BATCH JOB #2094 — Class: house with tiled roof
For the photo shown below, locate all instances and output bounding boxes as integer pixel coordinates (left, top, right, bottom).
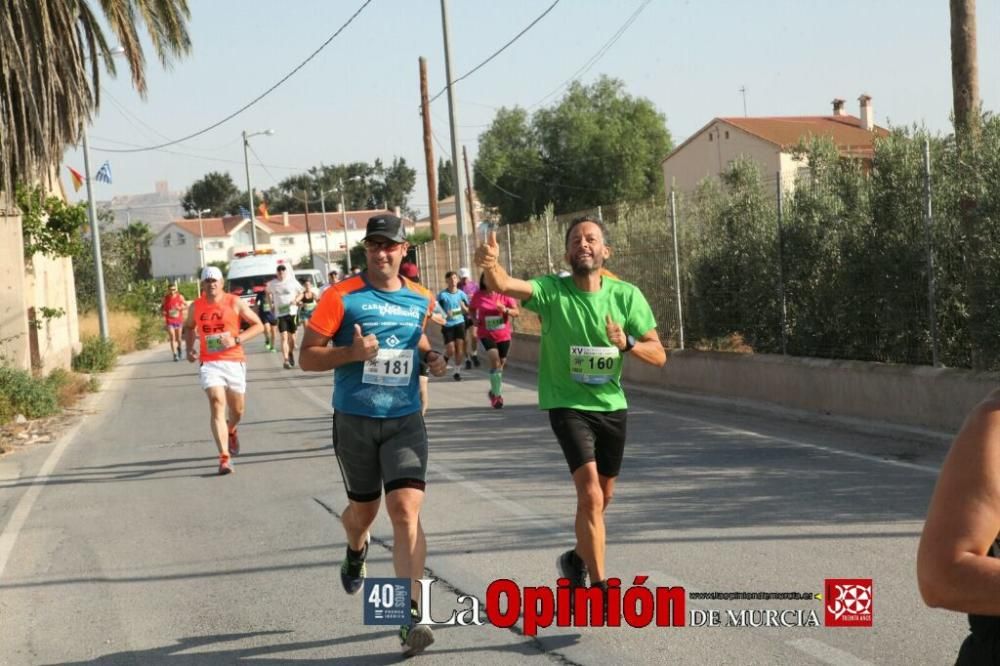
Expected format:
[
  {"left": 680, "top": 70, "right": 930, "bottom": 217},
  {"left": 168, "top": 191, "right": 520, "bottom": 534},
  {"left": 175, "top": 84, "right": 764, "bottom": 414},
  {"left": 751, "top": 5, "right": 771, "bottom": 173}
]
[
  {"left": 150, "top": 207, "right": 411, "bottom": 279},
  {"left": 661, "top": 95, "right": 891, "bottom": 194}
]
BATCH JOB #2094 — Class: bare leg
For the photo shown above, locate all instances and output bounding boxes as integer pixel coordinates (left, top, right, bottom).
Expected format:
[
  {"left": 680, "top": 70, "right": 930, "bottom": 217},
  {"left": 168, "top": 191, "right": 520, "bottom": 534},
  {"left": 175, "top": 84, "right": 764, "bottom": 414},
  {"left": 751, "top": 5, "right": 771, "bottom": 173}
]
[
  {"left": 342, "top": 498, "right": 380, "bottom": 551},
  {"left": 570, "top": 462, "right": 616, "bottom": 583},
  {"left": 386, "top": 488, "right": 427, "bottom": 601},
  {"left": 205, "top": 387, "right": 230, "bottom": 456},
  {"left": 225, "top": 389, "right": 245, "bottom": 433}
]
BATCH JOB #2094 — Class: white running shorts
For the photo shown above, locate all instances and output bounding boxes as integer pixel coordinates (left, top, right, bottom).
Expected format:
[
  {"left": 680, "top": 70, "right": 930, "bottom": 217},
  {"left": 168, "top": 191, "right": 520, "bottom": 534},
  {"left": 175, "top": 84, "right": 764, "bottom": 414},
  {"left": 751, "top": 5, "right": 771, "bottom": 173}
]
[{"left": 199, "top": 360, "right": 247, "bottom": 394}]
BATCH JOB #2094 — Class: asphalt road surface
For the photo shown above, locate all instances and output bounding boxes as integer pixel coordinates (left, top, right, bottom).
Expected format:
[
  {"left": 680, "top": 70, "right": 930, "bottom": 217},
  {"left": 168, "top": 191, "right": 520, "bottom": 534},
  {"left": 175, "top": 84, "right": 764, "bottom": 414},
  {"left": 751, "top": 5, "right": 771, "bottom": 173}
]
[{"left": 0, "top": 342, "right": 968, "bottom": 664}]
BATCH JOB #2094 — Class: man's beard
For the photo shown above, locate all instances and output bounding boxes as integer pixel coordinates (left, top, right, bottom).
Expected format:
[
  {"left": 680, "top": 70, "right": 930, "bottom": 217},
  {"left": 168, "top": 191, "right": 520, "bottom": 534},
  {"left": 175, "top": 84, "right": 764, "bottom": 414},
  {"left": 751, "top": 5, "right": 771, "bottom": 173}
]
[{"left": 569, "top": 254, "right": 601, "bottom": 276}]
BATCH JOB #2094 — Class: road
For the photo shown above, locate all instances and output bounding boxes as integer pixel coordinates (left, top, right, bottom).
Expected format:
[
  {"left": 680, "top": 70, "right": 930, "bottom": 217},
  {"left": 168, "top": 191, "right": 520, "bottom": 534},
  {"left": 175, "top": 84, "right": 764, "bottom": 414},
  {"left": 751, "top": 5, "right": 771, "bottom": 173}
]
[{"left": 0, "top": 342, "right": 968, "bottom": 664}]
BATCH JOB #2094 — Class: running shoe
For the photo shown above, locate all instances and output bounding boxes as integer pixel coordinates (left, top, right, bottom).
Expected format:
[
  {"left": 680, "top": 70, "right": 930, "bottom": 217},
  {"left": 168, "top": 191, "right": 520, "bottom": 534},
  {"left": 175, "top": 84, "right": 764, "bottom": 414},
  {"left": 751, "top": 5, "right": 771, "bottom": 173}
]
[
  {"left": 340, "top": 536, "right": 369, "bottom": 595},
  {"left": 557, "top": 549, "right": 587, "bottom": 589},
  {"left": 288, "top": 354, "right": 295, "bottom": 367},
  {"left": 400, "top": 605, "right": 434, "bottom": 656},
  {"left": 453, "top": 372, "right": 462, "bottom": 382},
  {"left": 270, "top": 346, "right": 278, "bottom": 353},
  {"left": 472, "top": 355, "right": 481, "bottom": 368},
  {"left": 218, "top": 455, "right": 234, "bottom": 476},
  {"left": 264, "top": 341, "right": 271, "bottom": 350},
  {"left": 465, "top": 359, "right": 472, "bottom": 370},
  {"left": 494, "top": 395, "right": 504, "bottom": 409},
  {"left": 283, "top": 361, "right": 291, "bottom": 369},
  {"left": 228, "top": 428, "right": 240, "bottom": 456}
]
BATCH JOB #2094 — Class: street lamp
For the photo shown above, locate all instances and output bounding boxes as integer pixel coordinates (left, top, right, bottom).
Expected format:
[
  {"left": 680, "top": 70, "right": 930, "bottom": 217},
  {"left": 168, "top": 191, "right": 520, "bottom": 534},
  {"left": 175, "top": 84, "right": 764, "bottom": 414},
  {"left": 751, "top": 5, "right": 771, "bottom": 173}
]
[
  {"left": 284, "top": 188, "right": 316, "bottom": 268},
  {"left": 81, "top": 45, "right": 125, "bottom": 341},
  {"left": 337, "top": 175, "right": 363, "bottom": 272},
  {"left": 187, "top": 206, "right": 210, "bottom": 269},
  {"left": 242, "top": 128, "right": 275, "bottom": 253},
  {"left": 317, "top": 186, "right": 334, "bottom": 267}
]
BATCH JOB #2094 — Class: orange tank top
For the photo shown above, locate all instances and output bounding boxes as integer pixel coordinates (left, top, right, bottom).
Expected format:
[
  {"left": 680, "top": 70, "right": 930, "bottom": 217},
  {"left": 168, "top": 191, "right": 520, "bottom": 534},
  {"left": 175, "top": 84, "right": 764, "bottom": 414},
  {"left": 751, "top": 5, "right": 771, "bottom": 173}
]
[{"left": 193, "top": 293, "right": 245, "bottom": 362}]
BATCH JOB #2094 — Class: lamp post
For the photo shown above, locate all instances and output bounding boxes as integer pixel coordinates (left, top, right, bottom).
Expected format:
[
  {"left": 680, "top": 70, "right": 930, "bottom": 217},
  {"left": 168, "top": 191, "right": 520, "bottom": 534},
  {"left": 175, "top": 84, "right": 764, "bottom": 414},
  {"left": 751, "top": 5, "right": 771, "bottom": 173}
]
[
  {"left": 337, "top": 175, "right": 364, "bottom": 272},
  {"left": 242, "top": 128, "right": 274, "bottom": 253},
  {"left": 188, "top": 206, "right": 210, "bottom": 269},
  {"left": 80, "top": 46, "right": 125, "bottom": 342},
  {"left": 81, "top": 125, "right": 109, "bottom": 341},
  {"left": 318, "top": 188, "right": 332, "bottom": 267}
]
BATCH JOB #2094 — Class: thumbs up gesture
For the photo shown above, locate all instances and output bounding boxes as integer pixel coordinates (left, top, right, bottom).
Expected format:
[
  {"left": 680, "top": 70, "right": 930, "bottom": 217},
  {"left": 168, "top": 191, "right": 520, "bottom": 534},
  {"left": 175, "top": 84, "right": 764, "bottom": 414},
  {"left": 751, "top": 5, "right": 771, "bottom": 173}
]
[
  {"left": 475, "top": 229, "right": 500, "bottom": 270},
  {"left": 606, "top": 314, "right": 626, "bottom": 351},
  {"left": 352, "top": 323, "right": 379, "bottom": 362}
]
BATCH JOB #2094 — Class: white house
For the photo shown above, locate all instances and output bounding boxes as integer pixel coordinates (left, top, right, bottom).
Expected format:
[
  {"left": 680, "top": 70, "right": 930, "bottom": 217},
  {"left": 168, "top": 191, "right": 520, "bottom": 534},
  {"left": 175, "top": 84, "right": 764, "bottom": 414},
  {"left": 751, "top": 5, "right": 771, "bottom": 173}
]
[
  {"left": 661, "top": 95, "right": 890, "bottom": 194},
  {"left": 151, "top": 207, "right": 408, "bottom": 279}
]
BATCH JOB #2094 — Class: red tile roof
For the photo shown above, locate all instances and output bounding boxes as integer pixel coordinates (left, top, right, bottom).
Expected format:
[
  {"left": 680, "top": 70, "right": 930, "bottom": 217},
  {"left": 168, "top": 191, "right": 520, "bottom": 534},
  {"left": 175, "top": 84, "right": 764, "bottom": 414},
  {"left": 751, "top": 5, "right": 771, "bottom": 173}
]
[
  {"left": 720, "top": 116, "right": 888, "bottom": 157},
  {"left": 169, "top": 209, "right": 411, "bottom": 237}
]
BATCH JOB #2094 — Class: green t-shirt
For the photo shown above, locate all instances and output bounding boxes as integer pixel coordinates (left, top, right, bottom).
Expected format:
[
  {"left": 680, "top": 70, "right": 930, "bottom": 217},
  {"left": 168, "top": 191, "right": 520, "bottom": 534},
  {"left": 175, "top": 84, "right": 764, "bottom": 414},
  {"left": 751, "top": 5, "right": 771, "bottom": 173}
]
[{"left": 523, "top": 273, "right": 657, "bottom": 411}]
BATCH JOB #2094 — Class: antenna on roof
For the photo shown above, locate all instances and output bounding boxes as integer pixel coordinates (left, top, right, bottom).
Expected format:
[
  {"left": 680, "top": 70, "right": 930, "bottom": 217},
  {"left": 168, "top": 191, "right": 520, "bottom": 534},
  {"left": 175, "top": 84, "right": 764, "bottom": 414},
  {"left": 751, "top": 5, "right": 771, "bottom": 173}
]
[{"left": 739, "top": 86, "right": 748, "bottom": 117}]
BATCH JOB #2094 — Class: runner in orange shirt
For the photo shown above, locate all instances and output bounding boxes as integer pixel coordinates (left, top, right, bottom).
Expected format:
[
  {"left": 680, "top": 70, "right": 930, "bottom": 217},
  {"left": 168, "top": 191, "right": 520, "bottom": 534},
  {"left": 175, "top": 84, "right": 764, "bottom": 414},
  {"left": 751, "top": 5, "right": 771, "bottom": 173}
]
[
  {"left": 162, "top": 283, "right": 187, "bottom": 361},
  {"left": 183, "top": 266, "right": 264, "bottom": 475}
]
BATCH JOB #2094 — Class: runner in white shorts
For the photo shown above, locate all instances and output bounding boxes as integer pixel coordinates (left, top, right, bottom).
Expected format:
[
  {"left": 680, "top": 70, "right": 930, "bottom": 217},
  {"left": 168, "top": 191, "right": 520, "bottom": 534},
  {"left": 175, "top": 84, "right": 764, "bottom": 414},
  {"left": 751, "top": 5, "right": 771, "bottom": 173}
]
[{"left": 183, "top": 266, "right": 264, "bottom": 475}]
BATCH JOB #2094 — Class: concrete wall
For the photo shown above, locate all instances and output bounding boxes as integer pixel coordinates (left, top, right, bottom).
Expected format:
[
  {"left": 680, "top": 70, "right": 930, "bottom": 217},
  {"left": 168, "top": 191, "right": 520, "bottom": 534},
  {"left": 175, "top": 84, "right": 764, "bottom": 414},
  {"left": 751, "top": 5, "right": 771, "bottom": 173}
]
[
  {"left": 662, "top": 122, "right": 783, "bottom": 193},
  {"left": 0, "top": 196, "right": 30, "bottom": 371},
  {"left": 507, "top": 333, "right": 995, "bottom": 434}
]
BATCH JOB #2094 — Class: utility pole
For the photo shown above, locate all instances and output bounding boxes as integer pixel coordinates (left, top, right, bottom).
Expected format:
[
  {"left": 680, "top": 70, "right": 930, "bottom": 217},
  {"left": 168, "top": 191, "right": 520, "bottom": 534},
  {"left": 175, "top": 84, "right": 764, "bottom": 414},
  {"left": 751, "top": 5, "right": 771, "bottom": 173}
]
[
  {"left": 739, "top": 85, "right": 748, "bottom": 117},
  {"left": 419, "top": 57, "right": 440, "bottom": 240},
  {"left": 950, "top": 0, "right": 983, "bottom": 365},
  {"left": 82, "top": 125, "right": 109, "bottom": 341},
  {"left": 440, "top": 0, "right": 470, "bottom": 269},
  {"left": 922, "top": 139, "right": 940, "bottom": 367},
  {"left": 302, "top": 189, "right": 315, "bottom": 268},
  {"left": 463, "top": 144, "right": 476, "bottom": 235}
]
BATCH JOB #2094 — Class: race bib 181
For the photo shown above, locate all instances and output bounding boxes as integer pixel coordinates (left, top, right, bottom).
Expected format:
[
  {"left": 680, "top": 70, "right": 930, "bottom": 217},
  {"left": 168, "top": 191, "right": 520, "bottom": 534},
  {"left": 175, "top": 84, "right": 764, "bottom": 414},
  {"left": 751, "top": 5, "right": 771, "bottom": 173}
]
[{"left": 363, "top": 348, "right": 414, "bottom": 386}]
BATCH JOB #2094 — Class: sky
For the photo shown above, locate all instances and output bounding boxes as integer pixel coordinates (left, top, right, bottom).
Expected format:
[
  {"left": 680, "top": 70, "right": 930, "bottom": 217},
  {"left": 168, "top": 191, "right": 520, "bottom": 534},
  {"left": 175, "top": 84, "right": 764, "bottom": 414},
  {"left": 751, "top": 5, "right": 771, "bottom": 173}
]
[{"left": 63, "top": 0, "right": 1000, "bottom": 218}]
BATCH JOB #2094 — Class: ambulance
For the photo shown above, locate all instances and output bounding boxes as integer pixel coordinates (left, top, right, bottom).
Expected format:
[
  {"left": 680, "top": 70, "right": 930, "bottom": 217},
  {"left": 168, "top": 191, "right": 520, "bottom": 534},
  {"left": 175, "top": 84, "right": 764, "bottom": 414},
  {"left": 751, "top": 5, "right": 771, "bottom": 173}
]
[{"left": 225, "top": 249, "right": 295, "bottom": 306}]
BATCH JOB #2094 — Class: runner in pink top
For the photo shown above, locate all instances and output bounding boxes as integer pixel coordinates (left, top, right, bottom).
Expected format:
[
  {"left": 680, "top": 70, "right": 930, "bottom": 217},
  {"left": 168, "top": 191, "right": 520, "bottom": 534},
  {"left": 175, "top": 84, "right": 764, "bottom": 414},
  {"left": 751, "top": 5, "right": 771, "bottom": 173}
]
[{"left": 469, "top": 272, "right": 519, "bottom": 408}]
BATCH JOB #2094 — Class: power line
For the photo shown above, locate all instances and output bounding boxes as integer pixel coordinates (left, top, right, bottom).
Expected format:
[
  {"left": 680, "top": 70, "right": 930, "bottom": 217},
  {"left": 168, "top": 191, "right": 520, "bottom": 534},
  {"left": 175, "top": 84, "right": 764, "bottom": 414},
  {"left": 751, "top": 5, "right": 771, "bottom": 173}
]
[
  {"left": 529, "top": 0, "right": 651, "bottom": 110},
  {"left": 93, "top": 0, "right": 373, "bottom": 154},
  {"left": 88, "top": 134, "right": 307, "bottom": 171},
  {"left": 428, "top": 0, "right": 561, "bottom": 104}
]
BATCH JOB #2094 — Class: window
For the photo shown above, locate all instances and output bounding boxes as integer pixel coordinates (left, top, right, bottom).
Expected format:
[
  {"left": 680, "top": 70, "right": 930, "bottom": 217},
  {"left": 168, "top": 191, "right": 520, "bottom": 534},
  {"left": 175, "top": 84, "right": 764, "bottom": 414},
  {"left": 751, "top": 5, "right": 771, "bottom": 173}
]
[
  {"left": 708, "top": 133, "right": 713, "bottom": 142},
  {"left": 280, "top": 237, "right": 295, "bottom": 246},
  {"left": 208, "top": 240, "right": 224, "bottom": 250},
  {"left": 177, "top": 233, "right": 186, "bottom": 245},
  {"left": 725, "top": 131, "right": 730, "bottom": 139},
  {"left": 164, "top": 235, "right": 171, "bottom": 247}
]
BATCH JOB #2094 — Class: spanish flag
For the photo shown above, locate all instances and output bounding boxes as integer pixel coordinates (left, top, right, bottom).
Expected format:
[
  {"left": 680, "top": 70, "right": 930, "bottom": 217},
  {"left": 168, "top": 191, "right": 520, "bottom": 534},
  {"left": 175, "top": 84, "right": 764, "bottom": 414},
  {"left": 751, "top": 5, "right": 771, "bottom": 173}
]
[
  {"left": 257, "top": 201, "right": 269, "bottom": 221},
  {"left": 67, "top": 166, "right": 84, "bottom": 192}
]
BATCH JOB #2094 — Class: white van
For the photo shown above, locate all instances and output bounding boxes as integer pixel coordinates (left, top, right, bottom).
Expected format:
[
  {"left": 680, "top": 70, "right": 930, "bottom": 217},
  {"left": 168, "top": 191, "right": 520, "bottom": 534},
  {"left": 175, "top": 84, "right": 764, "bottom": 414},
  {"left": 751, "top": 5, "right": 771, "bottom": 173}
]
[
  {"left": 226, "top": 250, "right": 295, "bottom": 305},
  {"left": 294, "top": 269, "right": 325, "bottom": 290}
]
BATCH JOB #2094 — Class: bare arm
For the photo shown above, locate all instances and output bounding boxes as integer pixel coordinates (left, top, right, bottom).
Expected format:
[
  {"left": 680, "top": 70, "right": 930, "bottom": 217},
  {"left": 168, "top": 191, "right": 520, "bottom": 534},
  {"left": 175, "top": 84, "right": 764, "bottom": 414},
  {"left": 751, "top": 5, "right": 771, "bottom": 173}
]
[
  {"left": 236, "top": 300, "right": 264, "bottom": 344},
  {"left": 918, "top": 393, "right": 1000, "bottom": 613},
  {"left": 182, "top": 304, "right": 198, "bottom": 362},
  {"left": 299, "top": 323, "right": 377, "bottom": 372},
  {"left": 631, "top": 329, "right": 667, "bottom": 367},
  {"left": 475, "top": 230, "right": 534, "bottom": 301}
]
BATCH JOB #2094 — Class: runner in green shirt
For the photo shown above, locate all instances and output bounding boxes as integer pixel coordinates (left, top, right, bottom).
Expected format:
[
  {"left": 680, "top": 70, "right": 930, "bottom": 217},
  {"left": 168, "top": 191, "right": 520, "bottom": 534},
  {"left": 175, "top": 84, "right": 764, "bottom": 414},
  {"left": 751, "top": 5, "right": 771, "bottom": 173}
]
[{"left": 475, "top": 216, "right": 667, "bottom": 601}]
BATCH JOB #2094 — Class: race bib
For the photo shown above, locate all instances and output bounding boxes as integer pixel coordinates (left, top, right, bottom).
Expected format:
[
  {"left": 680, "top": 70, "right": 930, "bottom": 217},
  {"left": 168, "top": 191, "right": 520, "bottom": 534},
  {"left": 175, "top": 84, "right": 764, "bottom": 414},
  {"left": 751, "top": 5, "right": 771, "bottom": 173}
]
[
  {"left": 485, "top": 315, "right": 505, "bottom": 331},
  {"left": 167, "top": 308, "right": 180, "bottom": 318},
  {"left": 302, "top": 302, "right": 316, "bottom": 313},
  {"left": 261, "top": 302, "right": 271, "bottom": 312},
  {"left": 362, "top": 348, "right": 414, "bottom": 386},
  {"left": 205, "top": 333, "right": 228, "bottom": 353},
  {"left": 569, "top": 345, "right": 619, "bottom": 384},
  {"left": 449, "top": 308, "right": 462, "bottom": 319},
  {"left": 278, "top": 303, "right": 292, "bottom": 316}
]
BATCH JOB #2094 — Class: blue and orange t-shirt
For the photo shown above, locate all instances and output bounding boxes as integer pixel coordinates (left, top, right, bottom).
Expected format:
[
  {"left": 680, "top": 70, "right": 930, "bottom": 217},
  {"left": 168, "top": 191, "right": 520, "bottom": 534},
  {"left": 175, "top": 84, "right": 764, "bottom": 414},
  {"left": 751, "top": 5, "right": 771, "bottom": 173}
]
[{"left": 308, "top": 275, "right": 434, "bottom": 418}]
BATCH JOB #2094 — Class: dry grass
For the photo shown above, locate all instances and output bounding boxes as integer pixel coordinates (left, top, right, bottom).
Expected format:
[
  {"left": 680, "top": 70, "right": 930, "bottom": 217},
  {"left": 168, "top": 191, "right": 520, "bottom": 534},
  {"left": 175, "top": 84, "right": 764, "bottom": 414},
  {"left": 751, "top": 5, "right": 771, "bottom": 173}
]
[
  {"left": 78, "top": 311, "right": 147, "bottom": 354},
  {"left": 54, "top": 371, "right": 96, "bottom": 408}
]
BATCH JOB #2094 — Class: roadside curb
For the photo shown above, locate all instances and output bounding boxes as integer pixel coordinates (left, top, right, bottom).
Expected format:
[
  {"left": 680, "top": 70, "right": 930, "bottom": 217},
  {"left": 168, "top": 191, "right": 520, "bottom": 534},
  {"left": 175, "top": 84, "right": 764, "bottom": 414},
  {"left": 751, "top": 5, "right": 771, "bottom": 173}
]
[{"left": 502, "top": 359, "right": 955, "bottom": 448}]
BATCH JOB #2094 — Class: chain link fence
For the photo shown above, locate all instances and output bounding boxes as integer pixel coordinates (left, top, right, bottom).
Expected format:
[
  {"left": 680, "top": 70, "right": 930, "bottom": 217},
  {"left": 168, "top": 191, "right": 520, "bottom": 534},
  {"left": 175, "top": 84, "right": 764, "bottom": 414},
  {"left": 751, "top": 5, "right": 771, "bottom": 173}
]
[{"left": 412, "top": 128, "right": 1000, "bottom": 371}]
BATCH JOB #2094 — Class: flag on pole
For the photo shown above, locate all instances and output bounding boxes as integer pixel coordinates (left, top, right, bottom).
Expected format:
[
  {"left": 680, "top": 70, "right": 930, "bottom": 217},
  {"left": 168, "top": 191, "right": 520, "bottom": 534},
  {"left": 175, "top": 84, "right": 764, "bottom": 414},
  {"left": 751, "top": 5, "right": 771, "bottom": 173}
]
[
  {"left": 257, "top": 201, "right": 269, "bottom": 221},
  {"left": 95, "top": 161, "right": 112, "bottom": 184},
  {"left": 67, "top": 166, "right": 84, "bottom": 192},
  {"left": 238, "top": 205, "right": 251, "bottom": 220}
]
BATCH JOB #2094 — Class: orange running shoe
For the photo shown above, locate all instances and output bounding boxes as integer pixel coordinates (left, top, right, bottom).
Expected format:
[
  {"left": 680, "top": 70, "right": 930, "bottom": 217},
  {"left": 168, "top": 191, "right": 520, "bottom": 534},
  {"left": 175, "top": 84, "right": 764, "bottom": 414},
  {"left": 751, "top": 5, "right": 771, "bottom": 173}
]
[{"left": 218, "top": 454, "right": 234, "bottom": 475}]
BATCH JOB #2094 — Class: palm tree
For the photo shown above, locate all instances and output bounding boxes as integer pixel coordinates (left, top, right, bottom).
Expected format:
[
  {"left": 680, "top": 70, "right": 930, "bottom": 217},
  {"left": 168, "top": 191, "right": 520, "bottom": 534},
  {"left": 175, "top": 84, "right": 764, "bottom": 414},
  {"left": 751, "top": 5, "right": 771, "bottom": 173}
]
[{"left": 0, "top": 0, "right": 192, "bottom": 197}]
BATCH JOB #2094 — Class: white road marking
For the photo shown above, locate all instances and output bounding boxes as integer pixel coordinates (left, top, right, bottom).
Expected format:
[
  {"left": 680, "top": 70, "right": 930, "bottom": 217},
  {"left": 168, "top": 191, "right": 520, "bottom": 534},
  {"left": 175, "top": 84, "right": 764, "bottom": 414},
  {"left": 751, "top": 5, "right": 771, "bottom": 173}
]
[{"left": 786, "top": 638, "right": 874, "bottom": 666}]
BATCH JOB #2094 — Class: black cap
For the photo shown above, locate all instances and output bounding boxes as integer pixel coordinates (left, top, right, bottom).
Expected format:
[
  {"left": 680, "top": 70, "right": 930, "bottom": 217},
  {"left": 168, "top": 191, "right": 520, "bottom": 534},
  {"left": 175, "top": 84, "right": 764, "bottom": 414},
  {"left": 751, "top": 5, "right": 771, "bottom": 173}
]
[{"left": 363, "top": 213, "right": 406, "bottom": 243}]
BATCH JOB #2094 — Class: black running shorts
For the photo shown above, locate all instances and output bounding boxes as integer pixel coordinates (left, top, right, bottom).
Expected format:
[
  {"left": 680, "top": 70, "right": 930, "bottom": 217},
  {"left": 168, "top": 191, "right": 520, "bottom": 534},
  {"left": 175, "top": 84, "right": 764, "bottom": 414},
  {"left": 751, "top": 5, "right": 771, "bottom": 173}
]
[
  {"left": 333, "top": 411, "right": 428, "bottom": 502},
  {"left": 442, "top": 323, "right": 466, "bottom": 344},
  {"left": 480, "top": 338, "right": 511, "bottom": 359},
  {"left": 277, "top": 314, "right": 297, "bottom": 334},
  {"left": 548, "top": 408, "right": 628, "bottom": 477}
]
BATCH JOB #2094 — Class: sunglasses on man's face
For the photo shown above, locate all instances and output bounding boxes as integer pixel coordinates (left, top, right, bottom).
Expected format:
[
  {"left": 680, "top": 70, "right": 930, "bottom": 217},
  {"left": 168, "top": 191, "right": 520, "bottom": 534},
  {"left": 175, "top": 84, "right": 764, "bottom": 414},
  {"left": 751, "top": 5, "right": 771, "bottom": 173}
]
[{"left": 364, "top": 239, "right": 402, "bottom": 252}]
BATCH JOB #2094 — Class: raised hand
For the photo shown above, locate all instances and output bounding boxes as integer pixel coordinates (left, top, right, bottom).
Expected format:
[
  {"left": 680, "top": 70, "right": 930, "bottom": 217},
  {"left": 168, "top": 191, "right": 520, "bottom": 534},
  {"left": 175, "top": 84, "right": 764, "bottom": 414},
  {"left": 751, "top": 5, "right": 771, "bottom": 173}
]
[
  {"left": 425, "top": 349, "right": 447, "bottom": 377},
  {"left": 352, "top": 323, "right": 379, "bottom": 362},
  {"left": 475, "top": 230, "right": 500, "bottom": 270},
  {"left": 605, "top": 313, "right": 626, "bottom": 351}
]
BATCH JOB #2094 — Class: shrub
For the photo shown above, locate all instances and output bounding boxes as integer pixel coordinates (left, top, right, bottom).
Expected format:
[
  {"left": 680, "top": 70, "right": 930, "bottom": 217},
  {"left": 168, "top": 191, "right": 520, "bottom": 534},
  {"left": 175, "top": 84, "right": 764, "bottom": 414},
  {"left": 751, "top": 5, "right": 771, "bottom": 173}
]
[
  {"left": 72, "top": 336, "right": 118, "bottom": 373},
  {"left": 0, "top": 366, "right": 59, "bottom": 420},
  {"left": 134, "top": 314, "right": 165, "bottom": 351}
]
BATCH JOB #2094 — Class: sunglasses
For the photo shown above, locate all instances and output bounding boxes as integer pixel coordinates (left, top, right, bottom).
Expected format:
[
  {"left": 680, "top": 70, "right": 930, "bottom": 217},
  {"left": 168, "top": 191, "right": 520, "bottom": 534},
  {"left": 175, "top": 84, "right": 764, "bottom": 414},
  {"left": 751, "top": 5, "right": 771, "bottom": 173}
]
[{"left": 364, "top": 239, "right": 402, "bottom": 252}]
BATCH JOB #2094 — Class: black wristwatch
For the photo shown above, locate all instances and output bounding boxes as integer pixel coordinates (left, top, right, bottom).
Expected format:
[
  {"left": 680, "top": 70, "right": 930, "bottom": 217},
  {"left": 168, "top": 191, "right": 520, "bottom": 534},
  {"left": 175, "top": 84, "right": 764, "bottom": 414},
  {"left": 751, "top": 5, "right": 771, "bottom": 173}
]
[
  {"left": 234, "top": 336, "right": 242, "bottom": 346},
  {"left": 623, "top": 334, "right": 636, "bottom": 353}
]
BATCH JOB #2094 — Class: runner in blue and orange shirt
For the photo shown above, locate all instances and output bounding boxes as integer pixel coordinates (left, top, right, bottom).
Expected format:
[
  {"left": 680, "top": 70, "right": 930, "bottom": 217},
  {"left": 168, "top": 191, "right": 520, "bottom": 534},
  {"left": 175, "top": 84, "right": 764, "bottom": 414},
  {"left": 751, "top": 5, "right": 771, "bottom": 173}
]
[{"left": 300, "top": 213, "right": 446, "bottom": 657}]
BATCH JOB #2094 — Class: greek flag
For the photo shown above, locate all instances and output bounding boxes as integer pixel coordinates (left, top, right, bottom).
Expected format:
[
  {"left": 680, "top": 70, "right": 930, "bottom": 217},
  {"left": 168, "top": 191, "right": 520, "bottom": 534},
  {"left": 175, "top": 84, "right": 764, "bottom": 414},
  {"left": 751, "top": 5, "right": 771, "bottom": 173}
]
[
  {"left": 238, "top": 205, "right": 251, "bottom": 219},
  {"left": 95, "top": 161, "right": 112, "bottom": 184}
]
